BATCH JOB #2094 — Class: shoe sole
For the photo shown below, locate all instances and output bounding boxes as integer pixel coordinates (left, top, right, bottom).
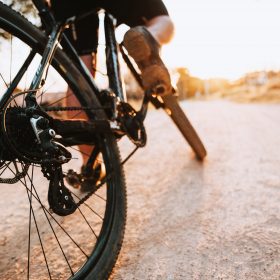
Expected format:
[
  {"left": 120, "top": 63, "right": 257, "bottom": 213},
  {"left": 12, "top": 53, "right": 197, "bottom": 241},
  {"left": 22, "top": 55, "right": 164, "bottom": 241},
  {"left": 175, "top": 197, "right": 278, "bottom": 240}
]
[
  {"left": 123, "top": 27, "right": 172, "bottom": 95},
  {"left": 123, "top": 28, "right": 152, "bottom": 63}
]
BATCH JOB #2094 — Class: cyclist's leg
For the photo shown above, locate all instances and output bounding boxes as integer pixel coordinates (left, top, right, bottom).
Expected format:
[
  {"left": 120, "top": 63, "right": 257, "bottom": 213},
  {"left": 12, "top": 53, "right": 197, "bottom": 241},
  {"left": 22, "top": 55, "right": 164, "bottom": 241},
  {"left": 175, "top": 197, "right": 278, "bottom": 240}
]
[
  {"left": 66, "top": 54, "right": 97, "bottom": 165},
  {"left": 65, "top": 53, "right": 104, "bottom": 190},
  {"left": 51, "top": 2, "right": 102, "bottom": 187},
  {"left": 144, "top": 15, "right": 174, "bottom": 45}
]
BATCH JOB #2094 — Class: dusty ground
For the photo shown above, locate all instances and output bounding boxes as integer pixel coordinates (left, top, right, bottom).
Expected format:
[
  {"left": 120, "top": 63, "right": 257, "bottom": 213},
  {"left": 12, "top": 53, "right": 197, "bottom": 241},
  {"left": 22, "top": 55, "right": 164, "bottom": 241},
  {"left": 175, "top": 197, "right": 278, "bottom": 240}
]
[
  {"left": 112, "top": 100, "right": 280, "bottom": 280},
  {"left": 1, "top": 100, "right": 280, "bottom": 279}
]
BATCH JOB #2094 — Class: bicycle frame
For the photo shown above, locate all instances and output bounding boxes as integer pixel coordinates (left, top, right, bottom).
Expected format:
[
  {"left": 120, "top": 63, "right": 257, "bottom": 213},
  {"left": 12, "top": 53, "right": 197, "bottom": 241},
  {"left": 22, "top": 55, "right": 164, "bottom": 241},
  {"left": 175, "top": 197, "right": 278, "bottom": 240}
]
[
  {"left": 0, "top": 0, "right": 150, "bottom": 148},
  {"left": 26, "top": 0, "right": 102, "bottom": 107},
  {"left": 0, "top": 0, "right": 126, "bottom": 108}
]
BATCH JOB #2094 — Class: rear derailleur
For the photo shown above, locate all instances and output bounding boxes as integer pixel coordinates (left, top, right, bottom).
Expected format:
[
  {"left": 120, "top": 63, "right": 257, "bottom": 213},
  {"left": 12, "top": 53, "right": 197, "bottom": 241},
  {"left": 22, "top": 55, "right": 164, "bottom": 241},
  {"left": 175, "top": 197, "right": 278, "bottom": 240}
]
[
  {"left": 27, "top": 106, "right": 78, "bottom": 216},
  {"left": 29, "top": 109, "right": 78, "bottom": 216},
  {"left": 1, "top": 92, "right": 77, "bottom": 215}
]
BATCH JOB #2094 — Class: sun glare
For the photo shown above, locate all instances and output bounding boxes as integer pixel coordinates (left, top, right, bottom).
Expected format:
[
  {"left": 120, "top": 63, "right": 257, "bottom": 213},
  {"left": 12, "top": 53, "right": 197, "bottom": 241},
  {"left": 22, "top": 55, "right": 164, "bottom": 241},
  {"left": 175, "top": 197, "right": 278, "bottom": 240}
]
[{"left": 162, "top": 0, "right": 280, "bottom": 79}]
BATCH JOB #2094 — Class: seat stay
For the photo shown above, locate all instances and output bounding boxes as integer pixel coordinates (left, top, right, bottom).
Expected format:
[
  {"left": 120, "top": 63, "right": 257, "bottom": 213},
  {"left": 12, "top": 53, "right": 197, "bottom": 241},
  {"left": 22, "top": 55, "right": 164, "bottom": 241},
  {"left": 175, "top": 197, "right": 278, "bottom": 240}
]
[{"left": 30, "top": 0, "right": 101, "bottom": 105}]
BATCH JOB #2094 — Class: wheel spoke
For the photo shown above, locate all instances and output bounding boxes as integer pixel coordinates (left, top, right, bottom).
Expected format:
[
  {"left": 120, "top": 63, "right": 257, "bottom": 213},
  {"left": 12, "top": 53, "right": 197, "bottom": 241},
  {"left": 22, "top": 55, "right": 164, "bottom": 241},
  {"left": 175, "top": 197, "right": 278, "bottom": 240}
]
[
  {"left": 0, "top": 162, "right": 12, "bottom": 176},
  {"left": 24, "top": 166, "right": 75, "bottom": 277},
  {"left": 93, "top": 192, "right": 106, "bottom": 202},
  {"left": 9, "top": 35, "right": 12, "bottom": 85},
  {"left": 69, "top": 110, "right": 83, "bottom": 119},
  {"left": 26, "top": 164, "right": 34, "bottom": 279},
  {"left": 71, "top": 191, "right": 104, "bottom": 221},
  {"left": 69, "top": 147, "right": 104, "bottom": 165},
  {"left": 37, "top": 81, "right": 56, "bottom": 102},
  {"left": 77, "top": 207, "right": 98, "bottom": 239},
  {"left": 22, "top": 165, "right": 52, "bottom": 280},
  {"left": 0, "top": 72, "right": 8, "bottom": 88},
  {"left": 6, "top": 163, "right": 90, "bottom": 260},
  {"left": 46, "top": 92, "right": 74, "bottom": 107}
]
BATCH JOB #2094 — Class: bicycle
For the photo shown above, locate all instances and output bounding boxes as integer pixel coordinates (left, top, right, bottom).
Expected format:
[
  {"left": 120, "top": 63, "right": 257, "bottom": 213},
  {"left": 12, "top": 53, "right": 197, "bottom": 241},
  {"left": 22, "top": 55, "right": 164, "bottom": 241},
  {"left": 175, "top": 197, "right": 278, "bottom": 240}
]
[{"left": 0, "top": 0, "right": 207, "bottom": 279}]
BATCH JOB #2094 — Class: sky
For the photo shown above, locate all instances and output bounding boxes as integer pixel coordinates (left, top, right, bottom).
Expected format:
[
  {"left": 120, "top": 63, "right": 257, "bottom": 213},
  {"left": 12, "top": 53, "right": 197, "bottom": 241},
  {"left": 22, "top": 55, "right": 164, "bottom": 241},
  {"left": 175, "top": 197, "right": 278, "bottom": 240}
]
[
  {"left": 161, "top": 0, "right": 280, "bottom": 79},
  {"left": 2, "top": 1, "right": 280, "bottom": 84}
]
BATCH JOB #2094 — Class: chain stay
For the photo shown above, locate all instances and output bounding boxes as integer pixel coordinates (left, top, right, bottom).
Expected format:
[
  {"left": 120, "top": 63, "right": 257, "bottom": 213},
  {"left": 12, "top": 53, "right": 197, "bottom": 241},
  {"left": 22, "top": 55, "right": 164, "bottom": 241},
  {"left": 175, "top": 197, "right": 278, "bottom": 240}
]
[{"left": 75, "top": 173, "right": 112, "bottom": 207}]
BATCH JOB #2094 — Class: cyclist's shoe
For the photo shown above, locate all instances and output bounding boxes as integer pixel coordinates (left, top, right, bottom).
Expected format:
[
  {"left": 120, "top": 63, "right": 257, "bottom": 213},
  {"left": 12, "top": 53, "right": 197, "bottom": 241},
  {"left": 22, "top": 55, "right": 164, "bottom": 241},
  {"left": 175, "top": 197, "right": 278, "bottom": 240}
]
[
  {"left": 65, "top": 162, "right": 105, "bottom": 193},
  {"left": 80, "top": 162, "right": 105, "bottom": 193},
  {"left": 123, "top": 26, "right": 172, "bottom": 95}
]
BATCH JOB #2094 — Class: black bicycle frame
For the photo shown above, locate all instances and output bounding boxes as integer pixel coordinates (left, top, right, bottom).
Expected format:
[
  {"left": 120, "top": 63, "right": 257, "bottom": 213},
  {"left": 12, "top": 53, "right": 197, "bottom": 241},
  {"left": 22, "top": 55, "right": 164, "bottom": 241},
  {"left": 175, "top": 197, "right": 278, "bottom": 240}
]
[
  {"left": 0, "top": 0, "right": 99, "bottom": 110},
  {"left": 29, "top": 0, "right": 126, "bottom": 106},
  {"left": 0, "top": 0, "right": 150, "bottom": 134}
]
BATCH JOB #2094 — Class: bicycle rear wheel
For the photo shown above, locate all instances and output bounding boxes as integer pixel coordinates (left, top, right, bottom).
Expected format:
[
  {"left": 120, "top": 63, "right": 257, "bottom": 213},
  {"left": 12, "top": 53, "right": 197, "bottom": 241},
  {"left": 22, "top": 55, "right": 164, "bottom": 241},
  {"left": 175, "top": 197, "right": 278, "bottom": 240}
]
[{"left": 0, "top": 3, "right": 126, "bottom": 279}]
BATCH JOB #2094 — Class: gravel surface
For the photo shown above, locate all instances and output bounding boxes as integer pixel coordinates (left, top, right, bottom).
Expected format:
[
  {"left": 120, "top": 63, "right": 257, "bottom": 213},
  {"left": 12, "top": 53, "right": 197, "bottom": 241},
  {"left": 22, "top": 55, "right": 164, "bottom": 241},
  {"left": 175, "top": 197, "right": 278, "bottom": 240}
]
[
  {"left": 112, "top": 100, "right": 280, "bottom": 280},
  {"left": 1, "top": 100, "right": 280, "bottom": 279}
]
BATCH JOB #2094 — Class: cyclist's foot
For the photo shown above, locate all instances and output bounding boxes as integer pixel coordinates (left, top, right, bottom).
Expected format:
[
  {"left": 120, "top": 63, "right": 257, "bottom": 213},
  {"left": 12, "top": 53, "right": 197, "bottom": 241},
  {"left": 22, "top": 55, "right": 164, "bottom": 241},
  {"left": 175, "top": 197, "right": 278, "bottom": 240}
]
[
  {"left": 123, "top": 26, "right": 172, "bottom": 95},
  {"left": 80, "top": 162, "right": 105, "bottom": 192},
  {"left": 65, "top": 162, "right": 105, "bottom": 193}
]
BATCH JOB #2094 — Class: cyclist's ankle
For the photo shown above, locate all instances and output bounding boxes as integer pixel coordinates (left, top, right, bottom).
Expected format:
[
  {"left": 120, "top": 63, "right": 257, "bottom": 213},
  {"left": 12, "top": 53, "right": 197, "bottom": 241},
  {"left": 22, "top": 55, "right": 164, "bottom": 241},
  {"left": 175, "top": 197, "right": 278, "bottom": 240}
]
[{"left": 144, "top": 15, "right": 175, "bottom": 46}]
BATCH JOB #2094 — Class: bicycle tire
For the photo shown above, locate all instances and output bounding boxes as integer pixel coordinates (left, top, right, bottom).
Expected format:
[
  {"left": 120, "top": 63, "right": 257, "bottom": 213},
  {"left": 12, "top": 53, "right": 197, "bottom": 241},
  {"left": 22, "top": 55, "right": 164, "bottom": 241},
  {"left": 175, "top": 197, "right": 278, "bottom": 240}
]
[
  {"left": 161, "top": 95, "right": 207, "bottom": 160},
  {"left": 0, "top": 3, "right": 126, "bottom": 280}
]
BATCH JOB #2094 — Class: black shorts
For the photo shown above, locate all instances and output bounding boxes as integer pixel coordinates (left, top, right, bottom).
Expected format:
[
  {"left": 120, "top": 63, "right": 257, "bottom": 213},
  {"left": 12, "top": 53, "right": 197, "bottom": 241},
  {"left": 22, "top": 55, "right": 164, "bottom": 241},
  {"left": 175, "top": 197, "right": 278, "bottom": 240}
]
[{"left": 51, "top": 0, "right": 169, "bottom": 55}]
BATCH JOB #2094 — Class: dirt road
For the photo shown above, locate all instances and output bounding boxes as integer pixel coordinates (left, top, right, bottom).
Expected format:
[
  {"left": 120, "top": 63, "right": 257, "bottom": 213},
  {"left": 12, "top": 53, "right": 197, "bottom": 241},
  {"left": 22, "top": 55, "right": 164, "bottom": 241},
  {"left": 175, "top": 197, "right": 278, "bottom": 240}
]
[
  {"left": 112, "top": 100, "right": 280, "bottom": 280},
  {"left": 1, "top": 100, "right": 280, "bottom": 279}
]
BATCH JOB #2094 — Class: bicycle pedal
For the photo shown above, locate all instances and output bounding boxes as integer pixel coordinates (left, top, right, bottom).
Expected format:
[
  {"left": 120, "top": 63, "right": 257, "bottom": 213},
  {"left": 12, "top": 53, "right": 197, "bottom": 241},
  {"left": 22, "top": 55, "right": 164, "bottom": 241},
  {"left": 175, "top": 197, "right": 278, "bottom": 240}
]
[
  {"left": 80, "top": 162, "right": 106, "bottom": 193},
  {"left": 150, "top": 83, "right": 175, "bottom": 96},
  {"left": 65, "top": 169, "right": 81, "bottom": 189}
]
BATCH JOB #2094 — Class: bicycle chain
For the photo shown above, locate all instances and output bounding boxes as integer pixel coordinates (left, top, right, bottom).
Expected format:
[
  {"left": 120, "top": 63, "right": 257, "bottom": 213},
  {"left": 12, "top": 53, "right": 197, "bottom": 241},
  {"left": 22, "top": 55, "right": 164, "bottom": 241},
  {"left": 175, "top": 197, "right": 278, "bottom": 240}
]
[
  {"left": 43, "top": 106, "right": 108, "bottom": 112},
  {"left": 0, "top": 163, "right": 30, "bottom": 184}
]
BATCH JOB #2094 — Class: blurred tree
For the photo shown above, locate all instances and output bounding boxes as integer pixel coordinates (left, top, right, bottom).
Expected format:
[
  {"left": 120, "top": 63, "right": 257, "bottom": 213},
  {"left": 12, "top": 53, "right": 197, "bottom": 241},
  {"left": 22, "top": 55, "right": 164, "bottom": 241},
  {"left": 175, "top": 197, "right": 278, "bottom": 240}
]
[
  {"left": 176, "top": 67, "right": 204, "bottom": 99},
  {"left": 176, "top": 67, "right": 189, "bottom": 100}
]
